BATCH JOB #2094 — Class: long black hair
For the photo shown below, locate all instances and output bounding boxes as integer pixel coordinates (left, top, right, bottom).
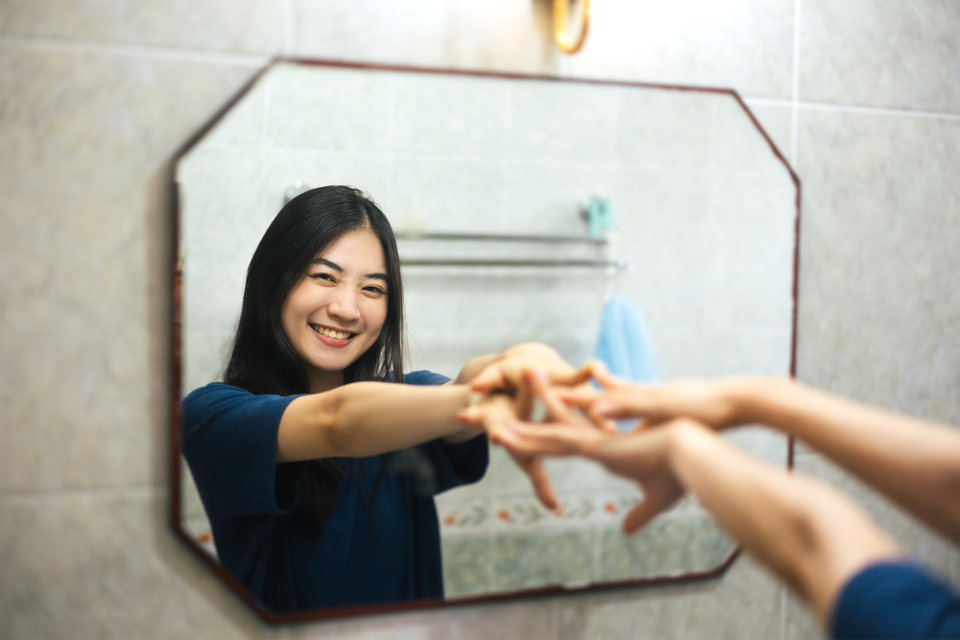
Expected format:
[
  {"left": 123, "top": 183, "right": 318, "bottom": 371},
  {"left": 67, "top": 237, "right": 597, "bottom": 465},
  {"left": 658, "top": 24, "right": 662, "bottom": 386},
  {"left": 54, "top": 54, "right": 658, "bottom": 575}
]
[{"left": 223, "top": 185, "right": 405, "bottom": 534}]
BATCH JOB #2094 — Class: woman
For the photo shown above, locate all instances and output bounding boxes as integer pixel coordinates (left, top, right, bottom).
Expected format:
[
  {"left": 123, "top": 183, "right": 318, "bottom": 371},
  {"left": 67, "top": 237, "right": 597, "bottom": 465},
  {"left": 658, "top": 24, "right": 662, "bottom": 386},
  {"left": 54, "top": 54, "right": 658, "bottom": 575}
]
[{"left": 182, "top": 185, "right": 572, "bottom": 613}]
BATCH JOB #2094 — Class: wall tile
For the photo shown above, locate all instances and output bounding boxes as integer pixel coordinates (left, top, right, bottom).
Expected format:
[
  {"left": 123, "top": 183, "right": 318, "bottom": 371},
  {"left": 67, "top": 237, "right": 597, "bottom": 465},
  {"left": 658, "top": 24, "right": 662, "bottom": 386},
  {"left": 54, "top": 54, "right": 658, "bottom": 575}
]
[
  {"left": 794, "top": 108, "right": 960, "bottom": 423},
  {"left": 442, "top": 535, "right": 493, "bottom": 599},
  {"left": 391, "top": 73, "right": 511, "bottom": 158},
  {"left": 0, "top": 48, "right": 258, "bottom": 491},
  {"left": 494, "top": 530, "right": 597, "bottom": 592},
  {"left": 295, "top": 0, "right": 450, "bottom": 68},
  {"left": 0, "top": 0, "right": 287, "bottom": 54},
  {"left": 565, "top": 0, "right": 796, "bottom": 99},
  {"left": 0, "top": 491, "right": 267, "bottom": 639},
  {"left": 446, "top": 0, "right": 559, "bottom": 75},
  {"left": 800, "top": 0, "right": 960, "bottom": 113},
  {"left": 285, "top": 598, "right": 555, "bottom": 640},
  {"left": 557, "top": 554, "right": 783, "bottom": 639}
]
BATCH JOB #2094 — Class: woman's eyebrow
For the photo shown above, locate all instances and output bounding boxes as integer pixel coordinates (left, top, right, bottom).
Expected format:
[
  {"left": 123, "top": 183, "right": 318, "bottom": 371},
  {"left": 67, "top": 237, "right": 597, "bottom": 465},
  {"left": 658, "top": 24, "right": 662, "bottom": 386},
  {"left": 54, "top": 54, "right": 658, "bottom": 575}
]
[
  {"left": 311, "top": 257, "right": 342, "bottom": 272},
  {"left": 312, "top": 258, "right": 388, "bottom": 283}
]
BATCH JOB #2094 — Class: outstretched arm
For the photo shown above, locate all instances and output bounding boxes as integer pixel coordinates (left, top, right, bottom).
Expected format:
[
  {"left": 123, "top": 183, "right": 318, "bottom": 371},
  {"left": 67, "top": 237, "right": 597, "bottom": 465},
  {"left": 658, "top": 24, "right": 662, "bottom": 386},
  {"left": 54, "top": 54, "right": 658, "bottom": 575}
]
[
  {"left": 277, "top": 381, "right": 488, "bottom": 462},
  {"left": 277, "top": 342, "right": 580, "bottom": 464},
  {"left": 497, "top": 373, "right": 902, "bottom": 625},
  {"left": 574, "top": 370, "right": 960, "bottom": 547}
]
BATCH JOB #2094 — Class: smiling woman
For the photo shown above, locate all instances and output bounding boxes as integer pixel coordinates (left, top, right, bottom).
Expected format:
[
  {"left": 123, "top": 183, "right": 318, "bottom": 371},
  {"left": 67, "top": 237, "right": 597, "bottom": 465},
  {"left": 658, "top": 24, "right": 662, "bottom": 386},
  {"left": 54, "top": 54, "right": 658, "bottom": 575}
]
[{"left": 181, "top": 185, "right": 577, "bottom": 613}]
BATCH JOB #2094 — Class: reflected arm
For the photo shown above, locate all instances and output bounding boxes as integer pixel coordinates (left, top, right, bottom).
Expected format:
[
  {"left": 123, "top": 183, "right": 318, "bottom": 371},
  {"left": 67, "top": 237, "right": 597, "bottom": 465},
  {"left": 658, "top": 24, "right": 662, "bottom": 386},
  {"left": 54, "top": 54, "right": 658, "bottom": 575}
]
[
  {"left": 277, "top": 382, "right": 484, "bottom": 462},
  {"left": 276, "top": 341, "right": 577, "bottom": 462}
]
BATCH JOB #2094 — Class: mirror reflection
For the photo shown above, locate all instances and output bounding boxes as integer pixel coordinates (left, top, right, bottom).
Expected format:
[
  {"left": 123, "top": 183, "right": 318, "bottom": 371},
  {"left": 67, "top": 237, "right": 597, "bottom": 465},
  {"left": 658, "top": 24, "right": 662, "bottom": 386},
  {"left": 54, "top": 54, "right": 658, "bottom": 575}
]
[{"left": 174, "top": 61, "right": 798, "bottom": 617}]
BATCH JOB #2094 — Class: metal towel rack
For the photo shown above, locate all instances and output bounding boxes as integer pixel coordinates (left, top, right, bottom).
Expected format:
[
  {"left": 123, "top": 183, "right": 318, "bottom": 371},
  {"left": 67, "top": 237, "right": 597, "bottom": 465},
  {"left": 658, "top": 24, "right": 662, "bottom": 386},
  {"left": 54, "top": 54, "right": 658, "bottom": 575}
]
[{"left": 395, "top": 230, "right": 628, "bottom": 270}]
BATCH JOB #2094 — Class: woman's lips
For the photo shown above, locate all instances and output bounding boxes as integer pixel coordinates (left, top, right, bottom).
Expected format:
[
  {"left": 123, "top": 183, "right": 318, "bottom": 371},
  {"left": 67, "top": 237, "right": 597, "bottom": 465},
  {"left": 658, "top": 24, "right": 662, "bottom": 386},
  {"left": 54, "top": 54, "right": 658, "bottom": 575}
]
[{"left": 311, "top": 324, "right": 354, "bottom": 347}]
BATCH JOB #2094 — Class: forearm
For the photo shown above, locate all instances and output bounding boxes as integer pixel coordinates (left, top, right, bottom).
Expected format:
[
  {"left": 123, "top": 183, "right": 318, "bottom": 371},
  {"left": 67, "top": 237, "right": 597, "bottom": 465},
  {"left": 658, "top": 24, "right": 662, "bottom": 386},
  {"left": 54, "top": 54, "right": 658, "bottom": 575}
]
[
  {"left": 732, "top": 378, "right": 960, "bottom": 544},
  {"left": 661, "top": 422, "right": 901, "bottom": 623},
  {"left": 278, "top": 382, "right": 482, "bottom": 461}
]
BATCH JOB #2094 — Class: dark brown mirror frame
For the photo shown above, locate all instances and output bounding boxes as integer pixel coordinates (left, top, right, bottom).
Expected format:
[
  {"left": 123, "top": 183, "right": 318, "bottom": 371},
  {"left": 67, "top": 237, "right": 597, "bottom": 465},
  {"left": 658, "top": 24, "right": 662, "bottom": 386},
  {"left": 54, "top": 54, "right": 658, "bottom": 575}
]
[{"left": 168, "top": 57, "right": 801, "bottom": 624}]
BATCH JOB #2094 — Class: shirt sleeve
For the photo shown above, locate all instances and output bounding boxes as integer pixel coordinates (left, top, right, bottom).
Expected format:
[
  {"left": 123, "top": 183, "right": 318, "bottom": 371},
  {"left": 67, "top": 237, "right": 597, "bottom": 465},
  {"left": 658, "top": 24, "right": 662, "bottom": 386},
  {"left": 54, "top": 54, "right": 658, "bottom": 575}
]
[
  {"left": 403, "top": 370, "right": 490, "bottom": 494},
  {"left": 182, "top": 383, "right": 307, "bottom": 517},
  {"left": 830, "top": 560, "right": 960, "bottom": 639}
]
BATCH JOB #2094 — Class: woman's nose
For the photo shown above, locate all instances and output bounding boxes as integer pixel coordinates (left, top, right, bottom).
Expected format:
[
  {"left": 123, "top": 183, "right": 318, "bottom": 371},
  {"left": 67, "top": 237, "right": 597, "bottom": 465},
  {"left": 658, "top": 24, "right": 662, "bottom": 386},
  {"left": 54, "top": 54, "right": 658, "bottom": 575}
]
[{"left": 328, "top": 288, "right": 361, "bottom": 321}]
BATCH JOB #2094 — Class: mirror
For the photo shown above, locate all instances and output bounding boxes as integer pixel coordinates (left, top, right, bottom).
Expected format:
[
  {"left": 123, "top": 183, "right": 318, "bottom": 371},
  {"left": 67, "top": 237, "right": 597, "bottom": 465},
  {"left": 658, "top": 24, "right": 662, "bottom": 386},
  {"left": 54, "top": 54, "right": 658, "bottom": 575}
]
[{"left": 171, "top": 60, "right": 799, "bottom": 621}]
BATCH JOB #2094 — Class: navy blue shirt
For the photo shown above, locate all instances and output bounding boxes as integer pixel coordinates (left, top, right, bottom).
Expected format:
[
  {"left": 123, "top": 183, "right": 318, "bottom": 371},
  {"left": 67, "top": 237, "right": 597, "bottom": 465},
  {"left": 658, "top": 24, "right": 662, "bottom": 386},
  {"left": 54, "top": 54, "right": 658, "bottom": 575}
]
[
  {"left": 831, "top": 561, "right": 960, "bottom": 639},
  {"left": 182, "top": 371, "right": 488, "bottom": 613}
]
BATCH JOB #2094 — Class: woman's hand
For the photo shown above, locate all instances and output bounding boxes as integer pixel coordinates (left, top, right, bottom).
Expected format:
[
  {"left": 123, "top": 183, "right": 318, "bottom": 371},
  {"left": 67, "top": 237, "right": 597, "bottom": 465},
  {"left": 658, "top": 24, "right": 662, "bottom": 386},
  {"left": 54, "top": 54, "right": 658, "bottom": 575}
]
[
  {"left": 493, "top": 368, "right": 687, "bottom": 533},
  {"left": 459, "top": 389, "right": 559, "bottom": 509},
  {"left": 469, "top": 343, "right": 591, "bottom": 421}
]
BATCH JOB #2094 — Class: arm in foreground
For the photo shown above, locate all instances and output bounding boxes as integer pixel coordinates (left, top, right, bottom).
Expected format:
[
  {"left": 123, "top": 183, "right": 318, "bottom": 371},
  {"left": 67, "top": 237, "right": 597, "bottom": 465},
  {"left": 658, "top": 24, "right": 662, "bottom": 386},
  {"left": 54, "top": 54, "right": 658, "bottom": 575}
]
[
  {"left": 498, "top": 405, "right": 902, "bottom": 626},
  {"left": 575, "top": 370, "right": 960, "bottom": 546}
]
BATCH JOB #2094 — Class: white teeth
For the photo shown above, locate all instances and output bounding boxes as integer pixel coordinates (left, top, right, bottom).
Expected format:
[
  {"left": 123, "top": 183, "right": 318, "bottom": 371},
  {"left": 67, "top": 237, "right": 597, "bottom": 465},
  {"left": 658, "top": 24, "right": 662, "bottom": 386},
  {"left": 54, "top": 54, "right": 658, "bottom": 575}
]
[{"left": 313, "top": 325, "right": 351, "bottom": 340}]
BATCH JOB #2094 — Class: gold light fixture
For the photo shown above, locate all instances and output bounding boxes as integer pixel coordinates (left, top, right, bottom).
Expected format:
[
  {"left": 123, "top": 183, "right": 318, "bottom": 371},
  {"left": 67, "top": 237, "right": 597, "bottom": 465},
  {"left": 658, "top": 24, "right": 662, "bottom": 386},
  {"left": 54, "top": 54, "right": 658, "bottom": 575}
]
[{"left": 553, "top": 0, "right": 590, "bottom": 54}]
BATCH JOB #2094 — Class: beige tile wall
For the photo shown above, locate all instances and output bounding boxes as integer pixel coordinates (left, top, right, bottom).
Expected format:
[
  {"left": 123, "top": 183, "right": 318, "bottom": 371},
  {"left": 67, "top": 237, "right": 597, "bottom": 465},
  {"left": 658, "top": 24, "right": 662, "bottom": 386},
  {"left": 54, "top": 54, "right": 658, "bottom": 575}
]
[{"left": 1, "top": 0, "right": 958, "bottom": 637}]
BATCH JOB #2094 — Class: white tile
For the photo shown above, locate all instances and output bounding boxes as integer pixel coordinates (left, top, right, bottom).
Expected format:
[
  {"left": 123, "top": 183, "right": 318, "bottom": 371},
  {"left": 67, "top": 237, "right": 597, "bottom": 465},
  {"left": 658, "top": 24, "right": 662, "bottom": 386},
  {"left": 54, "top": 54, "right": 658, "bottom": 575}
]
[{"left": 801, "top": 0, "right": 960, "bottom": 112}]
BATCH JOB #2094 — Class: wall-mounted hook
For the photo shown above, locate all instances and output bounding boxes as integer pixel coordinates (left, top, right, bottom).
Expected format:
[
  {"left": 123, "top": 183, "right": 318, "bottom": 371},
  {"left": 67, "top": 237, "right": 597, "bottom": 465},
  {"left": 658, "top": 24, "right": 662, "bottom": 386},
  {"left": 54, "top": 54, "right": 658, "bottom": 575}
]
[
  {"left": 582, "top": 195, "right": 612, "bottom": 237},
  {"left": 553, "top": 0, "right": 591, "bottom": 54}
]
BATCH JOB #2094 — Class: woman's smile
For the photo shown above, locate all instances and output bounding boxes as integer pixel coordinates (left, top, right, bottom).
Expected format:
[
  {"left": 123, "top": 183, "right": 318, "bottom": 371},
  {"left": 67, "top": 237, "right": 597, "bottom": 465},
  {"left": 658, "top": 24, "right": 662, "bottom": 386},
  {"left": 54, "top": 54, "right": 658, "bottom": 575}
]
[{"left": 311, "top": 324, "right": 354, "bottom": 346}]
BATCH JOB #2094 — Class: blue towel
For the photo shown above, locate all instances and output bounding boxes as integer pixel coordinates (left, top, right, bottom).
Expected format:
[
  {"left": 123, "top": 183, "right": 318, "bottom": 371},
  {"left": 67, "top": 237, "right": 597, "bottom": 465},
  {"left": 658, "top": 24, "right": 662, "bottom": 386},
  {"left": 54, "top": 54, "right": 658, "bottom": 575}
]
[{"left": 595, "top": 294, "right": 658, "bottom": 383}]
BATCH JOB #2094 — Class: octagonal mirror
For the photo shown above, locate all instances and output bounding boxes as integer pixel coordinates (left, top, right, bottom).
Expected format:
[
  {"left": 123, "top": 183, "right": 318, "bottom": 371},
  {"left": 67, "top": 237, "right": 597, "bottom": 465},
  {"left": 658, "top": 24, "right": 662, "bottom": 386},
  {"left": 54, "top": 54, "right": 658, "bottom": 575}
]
[{"left": 171, "top": 59, "right": 799, "bottom": 622}]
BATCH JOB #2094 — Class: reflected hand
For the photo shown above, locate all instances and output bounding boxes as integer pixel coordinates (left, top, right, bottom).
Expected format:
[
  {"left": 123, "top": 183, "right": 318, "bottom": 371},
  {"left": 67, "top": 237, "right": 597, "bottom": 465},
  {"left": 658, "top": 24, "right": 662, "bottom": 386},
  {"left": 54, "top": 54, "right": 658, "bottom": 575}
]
[
  {"left": 459, "top": 390, "right": 559, "bottom": 510},
  {"left": 562, "top": 363, "right": 749, "bottom": 432},
  {"left": 494, "top": 368, "right": 689, "bottom": 534},
  {"left": 469, "top": 343, "right": 590, "bottom": 421}
]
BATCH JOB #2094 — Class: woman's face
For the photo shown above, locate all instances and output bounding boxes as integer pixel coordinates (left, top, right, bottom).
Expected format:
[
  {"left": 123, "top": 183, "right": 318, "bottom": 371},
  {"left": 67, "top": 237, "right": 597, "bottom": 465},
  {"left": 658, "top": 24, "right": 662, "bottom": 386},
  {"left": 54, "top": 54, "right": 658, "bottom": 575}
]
[{"left": 281, "top": 229, "right": 389, "bottom": 392}]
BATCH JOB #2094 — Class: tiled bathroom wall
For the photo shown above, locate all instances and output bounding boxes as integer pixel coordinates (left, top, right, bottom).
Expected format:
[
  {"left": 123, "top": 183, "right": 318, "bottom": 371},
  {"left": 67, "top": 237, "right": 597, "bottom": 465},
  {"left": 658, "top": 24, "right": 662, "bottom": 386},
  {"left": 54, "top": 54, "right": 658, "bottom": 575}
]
[{"left": 2, "top": 1, "right": 959, "bottom": 638}]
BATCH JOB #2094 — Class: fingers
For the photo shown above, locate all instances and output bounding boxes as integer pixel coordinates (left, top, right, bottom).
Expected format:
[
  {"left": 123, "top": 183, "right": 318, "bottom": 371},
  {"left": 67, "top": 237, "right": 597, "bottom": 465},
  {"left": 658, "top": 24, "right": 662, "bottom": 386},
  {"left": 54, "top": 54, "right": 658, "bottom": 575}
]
[
  {"left": 495, "top": 421, "right": 595, "bottom": 457},
  {"left": 590, "top": 387, "right": 658, "bottom": 421},
  {"left": 515, "top": 384, "right": 534, "bottom": 422},
  {"left": 622, "top": 500, "right": 663, "bottom": 535},
  {"left": 519, "top": 454, "right": 559, "bottom": 510},
  {"left": 587, "top": 360, "right": 627, "bottom": 389},
  {"left": 470, "top": 363, "right": 509, "bottom": 393},
  {"left": 525, "top": 368, "right": 575, "bottom": 421}
]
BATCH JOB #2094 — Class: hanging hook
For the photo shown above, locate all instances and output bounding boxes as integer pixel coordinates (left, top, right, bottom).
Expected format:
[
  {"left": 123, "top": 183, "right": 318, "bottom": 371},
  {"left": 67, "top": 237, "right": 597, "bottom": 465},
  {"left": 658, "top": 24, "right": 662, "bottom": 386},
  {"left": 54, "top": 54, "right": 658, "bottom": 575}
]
[{"left": 553, "top": 0, "right": 591, "bottom": 55}]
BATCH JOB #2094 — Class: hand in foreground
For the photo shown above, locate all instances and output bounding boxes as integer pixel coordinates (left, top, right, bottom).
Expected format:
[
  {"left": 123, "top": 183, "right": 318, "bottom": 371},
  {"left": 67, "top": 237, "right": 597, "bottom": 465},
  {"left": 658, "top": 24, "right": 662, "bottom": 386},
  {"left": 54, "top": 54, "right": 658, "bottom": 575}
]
[
  {"left": 494, "top": 368, "right": 689, "bottom": 534},
  {"left": 562, "top": 362, "right": 753, "bottom": 433},
  {"left": 460, "top": 389, "right": 559, "bottom": 510}
]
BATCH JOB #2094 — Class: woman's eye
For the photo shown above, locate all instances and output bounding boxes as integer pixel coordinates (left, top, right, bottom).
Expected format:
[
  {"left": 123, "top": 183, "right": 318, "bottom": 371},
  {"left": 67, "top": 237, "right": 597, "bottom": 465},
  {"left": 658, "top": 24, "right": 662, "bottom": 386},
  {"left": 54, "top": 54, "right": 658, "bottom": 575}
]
[
  {"left": 364, "top": 286, "right": 386, "bottom": 295},
  {"left": 310, "top": 273, "right": 336, "bottom": 283}
]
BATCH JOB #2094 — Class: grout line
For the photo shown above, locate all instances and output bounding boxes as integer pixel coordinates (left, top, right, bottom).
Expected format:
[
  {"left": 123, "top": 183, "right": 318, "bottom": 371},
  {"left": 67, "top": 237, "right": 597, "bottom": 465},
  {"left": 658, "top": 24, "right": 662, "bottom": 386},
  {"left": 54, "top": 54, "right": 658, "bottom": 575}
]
[
  {"left": 0, "top": 34, "right": 269, "bottom": 67},
  {"left": 791, "top": 0, "right": 802, "bottom": 165},
  {"left": 741, "top": 95, "right": 960, "bottom": 121},
  {"left": 285, "top": 0, "right": 297, "bottom": 57},
  {"left": 795, "top": 100, "right": 960, "bottom": 120},
  {"left": 0, "top": 484, "right": 163, "bottom": 506}
]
